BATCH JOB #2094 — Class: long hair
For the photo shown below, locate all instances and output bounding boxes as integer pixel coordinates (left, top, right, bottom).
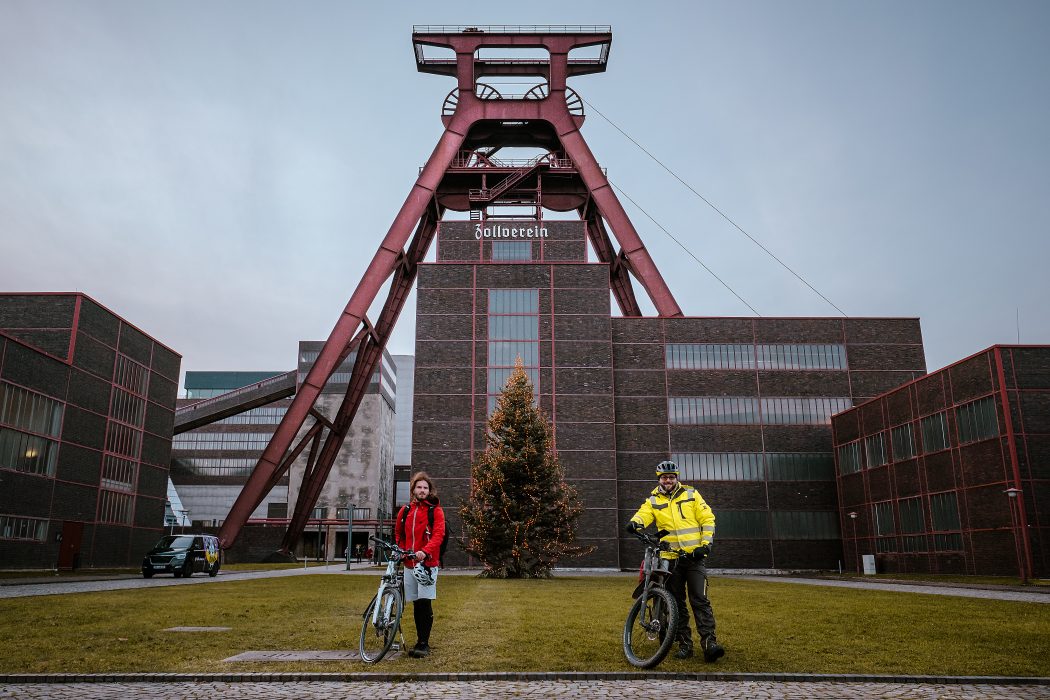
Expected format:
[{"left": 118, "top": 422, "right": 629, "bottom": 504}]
[{"left": 410, "top": 471, "right": 437, "bottom": 501}]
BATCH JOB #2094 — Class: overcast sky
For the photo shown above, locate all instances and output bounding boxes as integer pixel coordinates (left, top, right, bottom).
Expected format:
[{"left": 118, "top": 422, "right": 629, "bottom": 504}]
[{"left": 2, "top": 1, "right": 1048, "bottom": 391}]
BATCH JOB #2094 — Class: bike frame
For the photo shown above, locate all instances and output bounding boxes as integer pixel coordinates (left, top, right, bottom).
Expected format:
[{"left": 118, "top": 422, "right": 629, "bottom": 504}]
[{"left": 370, "top": 551, "right": 405, "bottom": 627}]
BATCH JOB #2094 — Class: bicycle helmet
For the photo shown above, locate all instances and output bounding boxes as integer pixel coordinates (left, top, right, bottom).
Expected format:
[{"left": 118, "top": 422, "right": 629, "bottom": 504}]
[
  {"left": 412, "top": 563, "right": 436, "bottom": 587},
  {"left": 655, "top": 460, "right": 680, "bottom": 477}
]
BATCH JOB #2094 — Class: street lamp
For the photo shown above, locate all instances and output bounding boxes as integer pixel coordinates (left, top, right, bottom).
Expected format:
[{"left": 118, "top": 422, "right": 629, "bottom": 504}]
[
  {"left": 848, "top": 512, "right": 859, "bottom": 574},
  {"left": 345, "top": 502, "right": 354, "bottom": 572},
  {"left": 1004, "top": 488, "right": 1027, "bottom": 584}
]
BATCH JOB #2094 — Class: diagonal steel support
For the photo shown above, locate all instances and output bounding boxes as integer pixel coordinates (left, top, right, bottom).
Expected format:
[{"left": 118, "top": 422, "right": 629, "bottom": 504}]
[{"left": 579, "top": 199, "right": 642, "bottom": 317}]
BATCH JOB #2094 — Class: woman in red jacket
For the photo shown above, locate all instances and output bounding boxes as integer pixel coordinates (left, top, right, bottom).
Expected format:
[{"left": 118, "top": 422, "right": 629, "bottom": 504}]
[{"left": 394, "top": 471, "right": 445, "bottom": 658}]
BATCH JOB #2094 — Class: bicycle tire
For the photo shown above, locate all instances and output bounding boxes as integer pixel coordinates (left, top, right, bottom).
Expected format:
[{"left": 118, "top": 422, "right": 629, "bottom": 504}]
[
  {"left": 623, "top": 585, "right": 679, "bottom": 669},
  {"left": 359, "top": 586, "right": 403, "bottom": 663}
]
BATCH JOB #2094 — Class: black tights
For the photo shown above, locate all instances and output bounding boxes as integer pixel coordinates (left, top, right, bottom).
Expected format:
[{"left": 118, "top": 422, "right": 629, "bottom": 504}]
[{"left": 413, "top": 598, "right": 434, "bottom": 646}]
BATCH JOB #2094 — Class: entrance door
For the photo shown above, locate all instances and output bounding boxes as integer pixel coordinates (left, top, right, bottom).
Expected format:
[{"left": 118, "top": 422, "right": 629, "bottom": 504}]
[{"left": 57, "top": 521, "right": 84, "bottom": 570}]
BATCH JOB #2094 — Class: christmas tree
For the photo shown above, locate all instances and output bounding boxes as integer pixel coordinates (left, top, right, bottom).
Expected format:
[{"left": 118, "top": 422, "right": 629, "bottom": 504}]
[{"left": 460, "top": 358, "right": 592, "bottom": 578}]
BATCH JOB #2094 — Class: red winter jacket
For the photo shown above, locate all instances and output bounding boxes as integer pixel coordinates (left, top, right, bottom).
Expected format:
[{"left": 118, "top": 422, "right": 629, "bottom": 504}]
[{"left": 395, "top": 497, "right": 445, "bottom": 568}]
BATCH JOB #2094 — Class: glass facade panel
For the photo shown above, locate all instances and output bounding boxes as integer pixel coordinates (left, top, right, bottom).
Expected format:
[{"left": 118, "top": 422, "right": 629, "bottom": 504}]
[
  {"left": 0, "top": 515, "right": 48, "bottom": 541},
  {"left": 899, "top": 497, "right": 924, "bottom": 534},
  {"left": 771, "top": 511, "right": 840, "bottom": 539},
  {"left": 98, "top": 489, "right": 133, "bottom": 525},
  {"left": 0, "top": 382, "right": 63, "bottom": 438},
  {"left": 956, "top": 397, "right": 999, "bottom": 444},
  {"left": 217, "top": 407, "right": 288, "bottom": 425},
  {"left": 716, "top": 510, "right": 769, "bottom": 538},
  {"left": 837, "top": 441, "right": 862, "bottom": 475},
  {"left": 891, "top": 423, "right": 916, "bottom": 460},
  {"left": 114, "top": 354, "right": 149, "bottom": 396},
  {"left": 864, "top": 432, "right": 888, "bottom": 468},
  {"left": 488, "top": 289, "right": 539, "bottom": 314},
  {"left": 0, "top": 428, "right": 59, "bottom": 476},
  {"left": 672, "top": 452, "right": 834, "bottom": 481},
  {"left": 488, "top": 316, "right": 539, "bottom": 340},
  {"left": 487, "top": 289, "right": 539, "bottom": 415},
  {"left": 111, "top": 388, "right": 145, "bottom": 428},
  {"left": 920, "top": 412, "right": 950, "bottom": 453},
  {"left": 488, "top": 341, "right": 539, "bottom": 367},
  {"left": 669, "top": 397, "right": 851, "bottom": 425},
  {"left": 491, "top": 241, "right": 533, "bottom": 261},
  {"left": 173, "top": 432, "right": 274, "bottom": 450},
  {"left": 665, "top": 343, "right": 847, "bottom": 370},
  {"left": 101, "top": 454, "right": 137, "bottom": 492},
  {"left": 930, "top": 492, "right": 961, "bottom": 531},
  {"left": 172, "top": 457, "right": 258, "bottom": 477},
  {"left": 874, "top": 501, "right": 895, "bottom": 536}
]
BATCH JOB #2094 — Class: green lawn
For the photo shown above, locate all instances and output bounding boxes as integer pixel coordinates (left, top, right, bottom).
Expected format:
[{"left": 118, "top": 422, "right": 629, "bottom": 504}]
[{"left": 0, "top": 574, "right": 1046, "bottom": 676}]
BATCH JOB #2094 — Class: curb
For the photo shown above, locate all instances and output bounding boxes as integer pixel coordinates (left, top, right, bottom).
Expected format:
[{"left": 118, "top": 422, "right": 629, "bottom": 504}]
[{"left": 1, "top": 672, "right": 1047, "bottom": 684}]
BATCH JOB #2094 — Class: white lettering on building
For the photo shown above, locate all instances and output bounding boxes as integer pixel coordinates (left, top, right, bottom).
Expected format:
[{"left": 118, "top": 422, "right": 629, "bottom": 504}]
[{"left": 474, "top": 224, "right": 549, "bottom": 241}]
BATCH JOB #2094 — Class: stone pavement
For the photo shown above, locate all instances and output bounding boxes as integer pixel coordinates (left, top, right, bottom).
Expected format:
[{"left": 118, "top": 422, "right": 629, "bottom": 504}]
[
  {"left": 724, "top": 575, "right": 1050, "bottom": 604},
  {"left": 1, "top": 679, "right": 1048, "bottom": 699}
]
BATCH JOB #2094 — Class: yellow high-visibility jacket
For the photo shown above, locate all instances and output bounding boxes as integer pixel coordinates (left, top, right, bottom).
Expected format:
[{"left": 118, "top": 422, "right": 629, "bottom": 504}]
[{"left": 630, "top": 483, "right": 716, "bottom": 559}]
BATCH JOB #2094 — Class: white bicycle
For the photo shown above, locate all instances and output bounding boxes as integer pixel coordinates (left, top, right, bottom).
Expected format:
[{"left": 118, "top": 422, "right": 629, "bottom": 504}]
[{"left": 359, "top": 536, "right": 411, "bottom": 663}]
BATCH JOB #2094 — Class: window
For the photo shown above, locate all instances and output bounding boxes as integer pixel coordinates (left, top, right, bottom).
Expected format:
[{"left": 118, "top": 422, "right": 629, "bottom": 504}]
[
  {"left": 218, "top": 407, "right": 287, "bottom": 425},
  {"left": 760, "top": 397, "right": 853, "bottom": 425},
  {"left": 864, "top": 432, "right": 888, "bottom": 468},
  {"left": 101, "top": 455, "right": 137, "bottom": 492},
  {"left": 336, "top": 507, "right": 370, "bottom": 520},
  {"left": 173, "top": 432, "right": 275, "bottom": 451},
  {"left": 765, "top": 453, "right": 835, "bottom": 481},
  {"left": 899, "top": 497, "right": 927, "bottom": 552},
  {"left": 98, "top": 490, "right": 133, "bottom": 525},
  {"left": 771, "top": 511, "right": 839, "bottom": 540},
  {"left": 111, "top": 388, "right": 145, "bottom": 428},
  {"left": 491, "top": 241, "right": 532, "bottom": 261},
  {"left": 956, "top": 397, "right": 999, "bottom": 444},
  {"left": 930, "top": 492, "right": 963, "bottom": 551},
  {"left": 891, "top": 423, "right": 916, "bottom": 460},
  {"left": 104, "top": 422, "right": 143, "bottom": 458},
  {"left": 920, "top": 412, "right": 950, "bottom": 453},
  {"left": 664, "top": 343, "right": 847, "bottom": 370},
  {"left": 114, "top": 354, "right": 149, "bottom": 396},
  {"left": 715, "top": 511, "right": 768, "bottom": 538},
  {"left": 170, "top": 457, "right": 258, "bottom": 477},
  {"left": 0, "top": 428, "right": 60, "bottom": 477},
  {"left": 873, "top": 501, "right": 895, "bottom": 536},
  {"left": 668, "top": 396, "right": 851, "bottom": 425},
  {"left": 0, "top": 515, "right": 47, "bottom": 541},
  {"left": 0, "top": 382, "right": 63, "bottom": 437},
  {"left": 837, "top": 441, "right": 862, "bottom": 475},
  {"left": 673, "top": 453, "right": 763, "bottom": 481},
  {"left": 488, "top": 289, "right": 540, "bottom": 415}
]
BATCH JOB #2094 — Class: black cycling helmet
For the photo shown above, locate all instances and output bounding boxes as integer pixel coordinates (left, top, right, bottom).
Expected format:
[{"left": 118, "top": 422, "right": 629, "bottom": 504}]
[{"left": 655, "top": 460, "right": 680, "bottom": 477}]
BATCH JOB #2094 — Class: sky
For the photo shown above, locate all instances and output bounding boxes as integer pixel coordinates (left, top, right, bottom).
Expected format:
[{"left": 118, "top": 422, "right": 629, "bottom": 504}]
[{"left": 2, "top": 1, "right": 1048, "bottom": 391}]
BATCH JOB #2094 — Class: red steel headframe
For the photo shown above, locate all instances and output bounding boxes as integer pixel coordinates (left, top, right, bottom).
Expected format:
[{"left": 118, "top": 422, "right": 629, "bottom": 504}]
[{"left": 218, "top": 26, "right": 681, "bottom": 553}]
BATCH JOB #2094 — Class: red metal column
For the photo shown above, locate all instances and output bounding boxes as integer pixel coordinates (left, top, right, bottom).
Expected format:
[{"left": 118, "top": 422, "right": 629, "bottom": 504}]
[{"left": 217, "top": 128, "right": 463, "bottom": 549}]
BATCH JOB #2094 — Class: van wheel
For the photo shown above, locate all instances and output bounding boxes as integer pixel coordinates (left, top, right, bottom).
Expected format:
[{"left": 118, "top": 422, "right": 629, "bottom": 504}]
[
  {"left": 142, "top": 570, "right": 154, "bottom": 579},
  {"left": 173, "top": 570, "right": 182, "bottom": 578},
  {"left": 208, "top": 564, "right": 220, "bottom": 578},
  {"left": 181, "top": 561, "right": 193, "bottom": 578}
]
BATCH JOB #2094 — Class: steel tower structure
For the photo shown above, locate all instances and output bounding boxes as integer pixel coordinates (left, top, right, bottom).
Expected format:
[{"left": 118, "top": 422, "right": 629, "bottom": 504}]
[{"left": 217, "top": 25, "right": 681, "bottom": 553}]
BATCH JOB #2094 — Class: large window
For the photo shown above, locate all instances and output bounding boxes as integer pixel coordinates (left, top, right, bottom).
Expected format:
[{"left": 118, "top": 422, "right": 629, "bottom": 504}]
[
  {"left": 491, "top": 241, "right": 532, "bottom": 261},
  {"left": 930, "top": 492, "right": 963, "bottom": 551},
  {"left": 891, "top": 423, "right": 916, "bottom": 460},
  {"left": 171, "top": 457, "right": 258, "bottom": 477},
  {"left": 920, "top": 412, "right": 950, "bottom": 453},
  {"left": 0, "top": 515, "right": 47, "bottom": 542},
  {"left": 956, "top": 397, "right": 998, "bottom": 444},
  {"left": 0, "top": 382, "right": 63, "bottom": 477},
  {"left": 715, "top": 511, "right": 768, "bottom": 538},
  {"left": 672, "top": 452, "right": 834, "bottom": 481},
  {"left": 874, "top": 500, "right": 895, "bottom": 553},
  {"left": 173, "top": 433, "right": 274, "bottom": 450},
  {"left": 668, "top": 396, "right": 851, "bottom": 425},
  {"left": 864, "top": 432, "right": 888, "bottom": 468},
  {"left": 837, "top": 441, "right": 862, "bottom": 475},
  {"left": 899, "top": 497, "right": 927, "bottom": 552},
  {"left": 98, "top": 489, "right": 133, "bottom": 525},
  {"left": 665, "top": 343, "right": 846, "bottom": 370},
  {"left": 771, "top": 511, "right": 840, "bottom": 540},
  {"left": 487, "top": 289, "right": 539, "bottom": 414},
  {"left": 218, "top": 407, "right": 287, "bottom": 425}
]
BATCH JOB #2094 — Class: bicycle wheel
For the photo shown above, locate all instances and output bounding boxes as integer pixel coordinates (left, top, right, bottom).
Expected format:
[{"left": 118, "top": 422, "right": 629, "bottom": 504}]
[
  {"left": 359, "top": 586, "right": 403, "bottom": 663},
  {"left": 623, "top": 586, "right": 679, "bottom": 668}
]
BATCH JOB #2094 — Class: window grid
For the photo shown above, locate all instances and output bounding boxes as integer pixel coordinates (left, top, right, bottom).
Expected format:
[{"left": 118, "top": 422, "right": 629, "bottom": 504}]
[
  {"left": 837, "top": 441, "right": 862, "bottom": 475},
  {"left": 105, "top": 422, "right": 143, "bottom": 459},
  {"left": 671, "top": 452, "right": 834, "bottom": 481},
  {"left": 920, "top": 412, "right": 951, "bottom": 453},
  {"left": 864, "top": 432, "right": 888, "bottom": 468},
  {"left": 891, "top": 423, "right": 916, "bottom": 460},
  {"left": 98, "top": 489, "right": 133, "bottom": 525},
  {"left": 173, "top": 433, "right": 273, "bottom": 451},
  {"left": 874, "top": 501, "right": 895, "bottom": 536},
  {"left": 111, "top": 388, "right": 146, "bottom": 428},
  {"left": 0, "top": 515, "right": 48, "bottom": 541},
  {"left": 487, "top": 289, "right": 540, "bottom": 415},
  {"left": 715, "top": 511, "right": 768, "bottom": 538},
  {"left": 930, "top": 491, "right": 963, "bottom": 551},
  {"left": 0, "top": 382, "right": 63, "bottom": 438},
  {"left": 665, "top": 343, "right": 846, "bottom": 370},
  {"left": 491, "top": 241, "right": 533, "bottom": 261},
  {"left": 101, "top": 454, "right": 138, "bottom": 492},
  {"left": 770, "top": 511, "right": 840, "bottom": 540},
  {"left": 217, "top": 407, "right": 288, "bottom": 425},
  {"left": 668, "top": 397, "right": 852, "bottom": 425},
  {"left": 173, "top": 457, "right": 258, "bottom": 477},
  {"left": 335, "top": 507, "right": 371, "bottom": 520},
  {"left": 0, "top": 428, "right": 59, "bottom": 477},
  {"left": 114, "top": 354, "right": 149, "bottom": 397},
  {"left": 956, "top": 397, "right": 999, "bottom": 445}
]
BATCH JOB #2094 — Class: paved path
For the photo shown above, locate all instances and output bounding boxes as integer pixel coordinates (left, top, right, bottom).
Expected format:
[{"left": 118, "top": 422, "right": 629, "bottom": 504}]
[
  {"left": 2, "top": 679, "right": 1048, "bottom": 699},
  {"left": 725, "top": 575, "right": 1050, "bottom": 604}
]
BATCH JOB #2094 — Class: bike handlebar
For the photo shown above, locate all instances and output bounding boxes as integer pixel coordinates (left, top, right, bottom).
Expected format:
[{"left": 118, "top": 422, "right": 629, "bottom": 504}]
[
  {"left": 368, "top": 536, "right": 412, "bottom": 561},
  {"left": 631, "top": 530, "right": 688, "bottom": 558}
]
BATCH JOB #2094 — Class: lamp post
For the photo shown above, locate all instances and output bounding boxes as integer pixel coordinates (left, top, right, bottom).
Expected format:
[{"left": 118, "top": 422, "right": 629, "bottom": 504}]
[
  {"left": 345, "top": 503, "right": 354, "bottom": 572},
  {"left": 1004, "top": 488, "right": 1027, "bottom": 584},
  {"left": 848, "top": 512, "right": 859, "bottom": 574}
]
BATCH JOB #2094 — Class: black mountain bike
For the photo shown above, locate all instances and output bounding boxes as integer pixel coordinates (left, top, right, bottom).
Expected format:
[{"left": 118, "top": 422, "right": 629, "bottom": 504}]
[{"left": 623, "top": 529, "right": 683, "bottom": 668}]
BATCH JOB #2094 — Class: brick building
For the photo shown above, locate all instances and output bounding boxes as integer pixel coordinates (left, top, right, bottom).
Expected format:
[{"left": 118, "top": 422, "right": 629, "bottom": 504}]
[
  {"left": 413, "top": 220, "right": 926, "bottom": 569},
  {"left": 832, "top": 345, "right": 1048, "bottom": 578},
  {"left": 0, "top": 293, "right": 180, "bottom": 569}
]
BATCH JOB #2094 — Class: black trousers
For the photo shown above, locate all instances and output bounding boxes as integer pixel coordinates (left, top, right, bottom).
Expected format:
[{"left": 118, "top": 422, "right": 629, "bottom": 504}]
[
  {"left": 413, "top": 599, "right": 434, "bottom": 646},
  {"left": 666, "top": 556, "right": 716, "bottom": 645}
]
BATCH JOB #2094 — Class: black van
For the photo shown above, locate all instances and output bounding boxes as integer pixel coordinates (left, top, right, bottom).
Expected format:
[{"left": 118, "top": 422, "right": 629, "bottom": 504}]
[{"left": 142, "top": 534, "right": 222, "bottom": 578}]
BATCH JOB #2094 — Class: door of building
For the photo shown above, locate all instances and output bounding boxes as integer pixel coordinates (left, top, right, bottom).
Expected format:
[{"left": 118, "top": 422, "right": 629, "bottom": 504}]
[{"left": 57, "top": 521, "right": 84, "bottom": 570}]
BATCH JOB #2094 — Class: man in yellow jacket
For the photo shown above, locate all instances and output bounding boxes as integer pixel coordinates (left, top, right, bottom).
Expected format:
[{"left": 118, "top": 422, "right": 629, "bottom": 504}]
[{"left": 627, "top": 460, "right": 725, "bottom": 662}]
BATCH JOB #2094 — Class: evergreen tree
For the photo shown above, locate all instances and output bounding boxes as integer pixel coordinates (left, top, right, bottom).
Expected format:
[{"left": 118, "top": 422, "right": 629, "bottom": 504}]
[{"left": 460, "top": 359, "right": 592, "bottom": 578}]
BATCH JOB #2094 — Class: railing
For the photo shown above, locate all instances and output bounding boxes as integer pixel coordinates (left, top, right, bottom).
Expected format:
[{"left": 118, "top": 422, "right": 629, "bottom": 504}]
[
  {"left": 175, "top": 370, "right": 297, "bottom": 417},
  {"left": 450, "top": 152, "right": 573, "bottom": 169},
  {"left": 413, "top": 25, "right": 611, "bottom": 34}
]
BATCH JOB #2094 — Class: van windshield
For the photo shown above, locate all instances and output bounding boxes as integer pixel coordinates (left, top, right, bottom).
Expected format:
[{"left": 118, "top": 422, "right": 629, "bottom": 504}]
[{"left": 155, "top": 536, "right": 194, "bottom": 550}]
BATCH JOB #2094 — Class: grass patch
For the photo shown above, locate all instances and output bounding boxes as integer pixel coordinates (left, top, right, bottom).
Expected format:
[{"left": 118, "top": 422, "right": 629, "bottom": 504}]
[{"left": 0, "top": 575, "right": 1046, "bottom": 675}]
